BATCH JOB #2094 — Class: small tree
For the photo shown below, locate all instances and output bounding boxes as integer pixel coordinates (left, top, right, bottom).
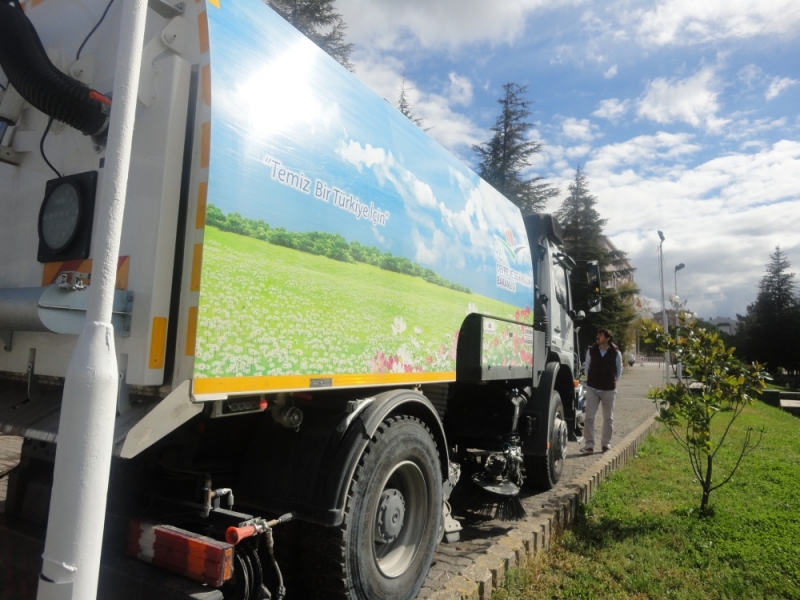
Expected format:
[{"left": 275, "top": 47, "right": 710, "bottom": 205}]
[{"left": 644, "top": 317, "right": 767, "bottom": 515}]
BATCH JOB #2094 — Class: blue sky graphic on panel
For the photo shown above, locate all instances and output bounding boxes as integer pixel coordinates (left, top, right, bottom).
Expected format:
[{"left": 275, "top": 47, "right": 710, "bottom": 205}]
[{"left": 205, "top": 1, "right": 532, "bottom": 306}]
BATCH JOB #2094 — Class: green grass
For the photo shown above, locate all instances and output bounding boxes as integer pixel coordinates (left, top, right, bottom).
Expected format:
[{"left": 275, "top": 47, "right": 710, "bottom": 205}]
[
  {"left": 195, "top": 227, "right": 523, "bottom": 378},
  {"left": 495, "top": 400, "right": 800, "bottom": 600}
]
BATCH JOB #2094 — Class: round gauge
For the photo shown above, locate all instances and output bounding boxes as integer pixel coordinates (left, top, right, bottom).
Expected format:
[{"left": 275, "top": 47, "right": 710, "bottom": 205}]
[{"left": 39, "top": 182, "right": 82, "bottom": 252}]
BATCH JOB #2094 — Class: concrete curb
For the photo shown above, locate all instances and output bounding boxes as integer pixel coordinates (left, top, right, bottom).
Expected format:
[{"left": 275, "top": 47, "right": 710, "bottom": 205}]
[{"left": 420, "top": 412, "right": 660, "bottom": 600}]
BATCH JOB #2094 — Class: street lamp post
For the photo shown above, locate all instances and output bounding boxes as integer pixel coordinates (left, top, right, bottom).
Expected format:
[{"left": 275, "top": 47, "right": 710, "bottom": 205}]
[
  {"left": 674, "top": 262, "right": 685, "bottom": 298},
  {"left": 658, "top": 231, "right": 670, "bottom": 384},
  {"left": 674, "top": 262, "right": 685, "bottom": 381}
]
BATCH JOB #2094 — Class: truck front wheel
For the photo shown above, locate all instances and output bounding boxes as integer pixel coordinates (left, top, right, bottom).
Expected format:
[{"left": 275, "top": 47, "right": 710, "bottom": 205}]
[
  {"left": 525, "top": 391, "right": 567, "bottom": 490},
  {"left": 335, "top": 415, "right": 442, "bottom": 599}
]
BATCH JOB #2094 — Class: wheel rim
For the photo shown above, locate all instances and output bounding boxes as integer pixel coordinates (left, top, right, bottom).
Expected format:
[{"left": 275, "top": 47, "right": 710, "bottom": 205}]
[
  {"left": 373, "top": 460, "right": 428, "bottom": 578},
  {"left": 554, "top": 412, "right": 568, "bottom": 462}
]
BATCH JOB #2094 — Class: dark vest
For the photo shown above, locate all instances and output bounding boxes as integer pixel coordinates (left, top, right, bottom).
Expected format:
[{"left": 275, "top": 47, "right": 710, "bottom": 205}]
[{"left": 587, "top": 343, "right": 619, "bottom": 391}]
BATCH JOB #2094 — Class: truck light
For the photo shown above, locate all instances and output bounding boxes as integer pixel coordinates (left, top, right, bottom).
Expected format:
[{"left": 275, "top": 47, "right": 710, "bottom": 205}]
[
  {"left": 37, "top": 171, "right": 97, "bottom": 263},
  {"left": 127, "top": 520, "right": 234, "bottom": 587}
]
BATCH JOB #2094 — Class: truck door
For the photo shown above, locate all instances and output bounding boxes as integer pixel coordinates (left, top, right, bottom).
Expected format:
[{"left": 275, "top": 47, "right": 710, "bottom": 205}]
[{"left": 550, "top": 257, "right": 574, "bottom": 356}]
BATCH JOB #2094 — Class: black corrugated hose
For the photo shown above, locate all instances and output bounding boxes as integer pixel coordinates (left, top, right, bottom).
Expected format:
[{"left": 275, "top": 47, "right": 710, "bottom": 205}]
[{"left": 0, "top": 1, "right": 108, "bottom": 136}]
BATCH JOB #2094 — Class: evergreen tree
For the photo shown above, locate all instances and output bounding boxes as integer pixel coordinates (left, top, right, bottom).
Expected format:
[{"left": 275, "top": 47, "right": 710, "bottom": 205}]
[
  {"left": 735, "top": 246, "right": 800, "bottom": 375},
  {"left": 473, "top": 83, "right": 558, "bottom": 214},
  {"left": 555, "top": 167, "right": 637, "bottom": 352},
  {"left": 267, "top": 0, "right": 353, "bottom": 70},
  {"left": 397, "top": 78, "right": 429, "bottom": 131}
]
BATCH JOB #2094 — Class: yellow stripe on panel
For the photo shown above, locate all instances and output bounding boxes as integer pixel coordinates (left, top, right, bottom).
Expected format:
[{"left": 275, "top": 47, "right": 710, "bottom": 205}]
[
  {"left": 193, "top": 371, "right": 457, "bottom": 396},
  {"left": 149, "top": 317, "right": 168, "bottom": 369},
  {"left": 197, "top": 12, "right": 209, "bottom": 54},
  {"left": 200, "top": 122, "right": 211, "bottom": 168},
  {"left": 186, "top": 306, "right": 198, "bottom": 356},
  {"left": 201, "top": 64, "right": 211, "bottom": 107},
  {"left": 196, "top": 182, "right": 208, "bottom": 229},
  {"left": 190, "top": 244, "right": 203, "bottom": 292}
]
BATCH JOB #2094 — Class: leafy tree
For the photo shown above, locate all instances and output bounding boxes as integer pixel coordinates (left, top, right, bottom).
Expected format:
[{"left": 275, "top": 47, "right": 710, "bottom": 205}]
[
  {"left": 644, "top": 317, "right": 767, "bottom": 515},
  {"left": 556, "top": 167, "right": 638, "bottom": 351},
  {"left": 473, "top": 83, "right": 558, "bottom": 214},
  {"left": 397, "top": 78, "right": 429, "bottom": 131},
  {"left": 735, "top": 246, "right": 800, "bottom": 375},
  {"left": 266, "top": 0, "right": 353, "bottom": 70}
]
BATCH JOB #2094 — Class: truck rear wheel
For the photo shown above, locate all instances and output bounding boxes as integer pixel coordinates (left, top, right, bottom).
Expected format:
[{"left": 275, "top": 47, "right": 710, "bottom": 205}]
[
  {"left": 525, "top": 391, "right": 567, "bottom": 490},
  {"left": 321, "top": 415, "right": 442, "bottom": 599}
]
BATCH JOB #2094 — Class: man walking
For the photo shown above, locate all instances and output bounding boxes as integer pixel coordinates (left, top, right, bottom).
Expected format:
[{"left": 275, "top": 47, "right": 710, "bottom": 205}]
[{"left": 580, "top": 328, "right": 622, "bottom": 453}]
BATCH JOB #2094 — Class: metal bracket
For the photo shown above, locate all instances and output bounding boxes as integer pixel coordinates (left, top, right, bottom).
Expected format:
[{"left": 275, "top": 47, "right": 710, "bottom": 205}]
[
  {"left": 148, "top": 0, "right": 185, "bottom": 19},
  {"left": 27, "top": 349, "right": 40, "bottom": 402},
  {"left": 139, "top": 16, "right": 186, "bottom": 106},
  {"left": 117, "top": 363, "right": 131, "bottom": 416},
  {"left": 13, "top": 349, "right": 39, "bottom": 408},
  {"left": 0, "top": 329, "right": 11, "bottom": 352},
  {"left": 0, "top": 144, "right": 21, "bottom": 166},
  {"left": 442, "top": 501, "right": 462, "bottom": 543}
]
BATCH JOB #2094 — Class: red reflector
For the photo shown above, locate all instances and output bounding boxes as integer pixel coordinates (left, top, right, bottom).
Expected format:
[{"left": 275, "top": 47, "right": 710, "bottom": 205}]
[
  {"left": 259, "top": 397, "right": 268, "bottom": 410},
  {"left": 128, "top": 520, "right": 234, "bottom": 587}
]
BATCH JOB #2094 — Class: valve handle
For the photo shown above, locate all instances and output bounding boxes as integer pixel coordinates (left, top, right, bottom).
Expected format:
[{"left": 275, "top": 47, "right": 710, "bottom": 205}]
[{"left": 226, "top": 524, "right": 257, "bottom": 545}]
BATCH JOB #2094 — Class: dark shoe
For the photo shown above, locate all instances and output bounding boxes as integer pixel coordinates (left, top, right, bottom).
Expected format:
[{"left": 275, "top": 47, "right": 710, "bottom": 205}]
[
  {"left": 602, "top": 446, "right": 611, "bottom": 452},
  {"left": 579, "top": 447, "right": 594, "bottom": 454}
]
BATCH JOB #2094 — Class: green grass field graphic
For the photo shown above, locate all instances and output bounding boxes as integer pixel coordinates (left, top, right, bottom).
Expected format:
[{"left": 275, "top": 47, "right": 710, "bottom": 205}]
[{"left": 194, "top": 227, "right": 530, "bottom": 380}]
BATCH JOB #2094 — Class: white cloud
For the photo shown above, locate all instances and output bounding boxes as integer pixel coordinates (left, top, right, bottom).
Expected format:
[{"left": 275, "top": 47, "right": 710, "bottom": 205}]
[
  {"left": 604, "top": 65, "right": 618, "bottom": 79},
  {"left": 579, "top": 139, "right": 800, "bottom": 317},
  {"left": 592, "top": 98, "right": 630, "bottom": 121},
  {"left": 634, "top": 0, "right": 800, "bottom": 46},
  {"left": 351, "top": 53, "right": 483, "bottom": 155},
  {"left": 765, "top": 76, "right": 799, "bottom": 100},
  {"left": 446, "top": 73, "right": 473, "bottom": 107},
  {"left": 337, "top": 0, "right": 578, "bottom": 50},
  {"left": 637, "top": 67, "right": 730, "bottom": 132},
  {"left": 335, "top": 139, "right": 438, "bottom": 209},
  {"left": 561, "top": 117, "right": 596, "bottom": 142}
]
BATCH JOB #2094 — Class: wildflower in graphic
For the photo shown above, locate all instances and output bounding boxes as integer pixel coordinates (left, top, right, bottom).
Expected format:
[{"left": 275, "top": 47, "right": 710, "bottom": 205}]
[{"left": 392, "top": 316, "right": 407, "bottom": 335}]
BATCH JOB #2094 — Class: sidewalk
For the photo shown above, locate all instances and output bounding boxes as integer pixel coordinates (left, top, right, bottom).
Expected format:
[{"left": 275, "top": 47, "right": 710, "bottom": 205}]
[{"left": 418, "top": 363, "right": 664, "bottom": 599}]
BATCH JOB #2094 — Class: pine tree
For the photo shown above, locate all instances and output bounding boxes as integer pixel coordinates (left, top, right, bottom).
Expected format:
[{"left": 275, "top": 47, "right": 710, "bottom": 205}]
[
  {"left": 556, "top": 167, "right": 637, "bottom": 352},
  {"left": 397, "top": 78, "right": 429, "bottom": 131},
  {"left": 736, "top": 246, "right": 800, "bottom": 375},
  {"left": 473, "top": 83, "right": 558, "bottom": 215},
  {"left": 267, "top": 0, "right": 353, "bottom": 70}
]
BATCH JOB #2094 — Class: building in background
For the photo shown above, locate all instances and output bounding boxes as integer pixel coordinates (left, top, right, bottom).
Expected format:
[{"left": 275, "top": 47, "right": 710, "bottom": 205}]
[
  {"left": 600, "top": 236, "right": 634, "bottom": 290},
  {"left": 707, "top": 316, "right": 738, "bottom": 336}
]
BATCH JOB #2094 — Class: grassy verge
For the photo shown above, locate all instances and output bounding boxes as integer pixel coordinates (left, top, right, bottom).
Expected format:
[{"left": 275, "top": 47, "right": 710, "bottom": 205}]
[{"left": 495, "top": 400, "right": 800, "bottom": 599}]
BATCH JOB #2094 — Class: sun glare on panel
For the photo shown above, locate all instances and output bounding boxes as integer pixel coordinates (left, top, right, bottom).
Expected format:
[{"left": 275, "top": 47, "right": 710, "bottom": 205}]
[{"left": 236, "top": 41, "right": 323, "bottom": 137}]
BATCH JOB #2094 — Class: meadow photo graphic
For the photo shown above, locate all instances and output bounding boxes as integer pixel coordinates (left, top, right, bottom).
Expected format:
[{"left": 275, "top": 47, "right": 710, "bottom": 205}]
[{"left": 194, "top": 226, "right": 527, "bottom": 383}]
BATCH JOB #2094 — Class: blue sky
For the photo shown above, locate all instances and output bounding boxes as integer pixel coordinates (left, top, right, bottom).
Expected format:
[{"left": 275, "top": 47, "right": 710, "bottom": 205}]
[
  {"left": 206, "top": 1, "right": 534, "bottom": 307},
  {"left": 336, "top": 0, "right": 800, "bottom": 319}
]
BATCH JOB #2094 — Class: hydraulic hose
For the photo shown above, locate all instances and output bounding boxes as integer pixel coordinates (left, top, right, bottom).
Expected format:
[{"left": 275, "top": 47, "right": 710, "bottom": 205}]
[{"left": 0, "top": 3, "right": 108, "bottom": 136}]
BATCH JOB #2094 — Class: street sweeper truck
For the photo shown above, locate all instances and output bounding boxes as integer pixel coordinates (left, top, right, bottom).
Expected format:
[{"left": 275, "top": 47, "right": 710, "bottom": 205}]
[{"left": 0, "top": 0, "right": 601, "bottom": 598}]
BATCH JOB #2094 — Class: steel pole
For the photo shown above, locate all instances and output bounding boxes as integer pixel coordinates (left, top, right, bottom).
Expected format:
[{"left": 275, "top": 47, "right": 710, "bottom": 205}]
[
  {"left": 658, "top": 240, "right": 670, "bottom": 384},
  {"left": 37, "top": 1, "right": 148, "bottom": 598}
]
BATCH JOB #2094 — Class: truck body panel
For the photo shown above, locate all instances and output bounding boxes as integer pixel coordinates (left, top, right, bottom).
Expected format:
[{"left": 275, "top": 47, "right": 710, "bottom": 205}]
[{"left": 193, "top": 2, "right": 533, "bottom": 398}]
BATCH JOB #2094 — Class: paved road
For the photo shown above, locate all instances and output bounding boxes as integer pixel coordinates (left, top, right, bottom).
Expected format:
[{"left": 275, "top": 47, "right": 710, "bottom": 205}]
[{"left": 0, "top": 364, "right": 664, "bottom": 599}]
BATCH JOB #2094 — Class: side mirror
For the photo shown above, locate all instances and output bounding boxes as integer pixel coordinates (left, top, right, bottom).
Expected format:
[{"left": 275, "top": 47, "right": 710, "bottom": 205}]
[{"left": 588, "top": 296, "right": 602, "bottom": 313}]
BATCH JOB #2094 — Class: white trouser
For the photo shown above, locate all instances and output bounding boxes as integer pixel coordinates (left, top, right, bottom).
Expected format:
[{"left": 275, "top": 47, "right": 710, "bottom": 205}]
[{"left": 584, "top": 387, "right": 616, "bottom": 449}]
